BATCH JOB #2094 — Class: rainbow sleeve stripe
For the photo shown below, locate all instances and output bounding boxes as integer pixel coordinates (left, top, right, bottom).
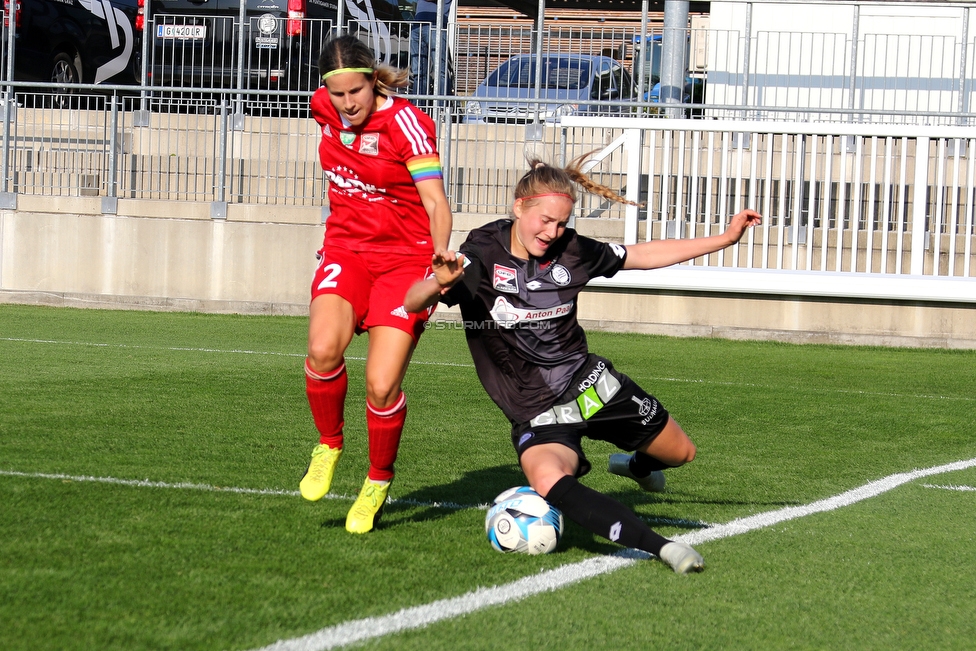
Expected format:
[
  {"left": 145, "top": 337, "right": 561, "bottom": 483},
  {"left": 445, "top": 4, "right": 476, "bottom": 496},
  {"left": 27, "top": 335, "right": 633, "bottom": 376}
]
[{"left": 407, "top": 154, "right": 443, "bottom": 183}]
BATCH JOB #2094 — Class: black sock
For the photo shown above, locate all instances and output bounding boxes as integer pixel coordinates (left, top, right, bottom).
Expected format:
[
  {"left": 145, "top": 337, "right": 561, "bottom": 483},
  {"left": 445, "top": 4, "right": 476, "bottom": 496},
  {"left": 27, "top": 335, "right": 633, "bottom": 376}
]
[
  {"left": 544, "top": 475, "right": 670, "bottom": 556},
  {"left": 630, "top": 451, "right": 674, "bottom": 477}
]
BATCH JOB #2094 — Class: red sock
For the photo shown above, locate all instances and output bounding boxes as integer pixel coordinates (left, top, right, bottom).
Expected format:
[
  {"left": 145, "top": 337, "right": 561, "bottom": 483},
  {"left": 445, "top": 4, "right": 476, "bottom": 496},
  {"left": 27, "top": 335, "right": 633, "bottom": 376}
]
[
  {"left": 305, "top": 358, "right": 346, "bottom": 448},
  {"left": 366, "top": 392, "right": 407, "bottom": 482}
]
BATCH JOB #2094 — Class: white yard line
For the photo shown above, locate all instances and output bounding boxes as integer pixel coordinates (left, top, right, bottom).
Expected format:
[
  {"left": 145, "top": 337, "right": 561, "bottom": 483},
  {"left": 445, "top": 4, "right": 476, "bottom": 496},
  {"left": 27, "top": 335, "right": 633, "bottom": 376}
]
[
  {"left": 922, "top": 483, "right": 976, "bottom": 492},
  {"left": 0, "top": 469, "right": 488, "bottom": 511},
  {"left": 2, "top": 337, "right": 973, "bottom": 401},
  {"left": 250, "top": 456, "right": 976, "bottom": 651}
]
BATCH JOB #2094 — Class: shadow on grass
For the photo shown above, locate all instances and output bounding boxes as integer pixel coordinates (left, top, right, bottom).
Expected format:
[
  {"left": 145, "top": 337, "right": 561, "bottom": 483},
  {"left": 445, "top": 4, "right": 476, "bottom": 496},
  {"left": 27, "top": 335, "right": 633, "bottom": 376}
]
[
  {"left": 386, "top": 463, "right": 526, "bottom": 522},
  {"left": 372, "top": 465, "right": 766, "bottom": 556}
]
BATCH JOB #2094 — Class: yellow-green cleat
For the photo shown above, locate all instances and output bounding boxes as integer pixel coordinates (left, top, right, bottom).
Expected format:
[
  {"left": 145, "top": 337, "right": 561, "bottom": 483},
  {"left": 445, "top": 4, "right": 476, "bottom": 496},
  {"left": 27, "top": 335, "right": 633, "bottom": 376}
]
[
  {"left": 299, "top": 443, "right": 342, "bottom": 501},
  {"left": 345, "top": 477, "right": 390, "bottom": 534}
]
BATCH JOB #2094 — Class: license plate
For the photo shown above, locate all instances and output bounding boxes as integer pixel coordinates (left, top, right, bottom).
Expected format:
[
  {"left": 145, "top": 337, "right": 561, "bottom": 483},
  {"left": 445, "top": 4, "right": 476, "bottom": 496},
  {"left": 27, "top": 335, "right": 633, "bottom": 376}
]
[{"left": 156, "top": 24, "right": 208, "bottom": 39}]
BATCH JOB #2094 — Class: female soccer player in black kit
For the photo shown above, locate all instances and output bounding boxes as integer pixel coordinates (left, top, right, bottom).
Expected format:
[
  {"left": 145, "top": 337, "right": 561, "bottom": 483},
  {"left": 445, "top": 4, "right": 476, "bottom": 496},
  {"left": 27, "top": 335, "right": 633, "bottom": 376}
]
[{"left": 404, "top": 158, "right": 761, "bottom": 573}]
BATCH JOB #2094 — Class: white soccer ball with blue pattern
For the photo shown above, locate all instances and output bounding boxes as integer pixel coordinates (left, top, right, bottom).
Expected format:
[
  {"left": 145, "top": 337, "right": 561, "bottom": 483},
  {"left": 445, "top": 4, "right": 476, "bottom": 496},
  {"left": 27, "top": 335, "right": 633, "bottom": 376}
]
[{"left": 485, "top": 486, "right": 564, "bottom": 555}]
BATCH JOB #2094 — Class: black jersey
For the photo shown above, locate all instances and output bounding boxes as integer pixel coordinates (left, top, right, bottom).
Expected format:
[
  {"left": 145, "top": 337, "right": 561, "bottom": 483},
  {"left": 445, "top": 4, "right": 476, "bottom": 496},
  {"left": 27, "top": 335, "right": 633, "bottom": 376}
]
[{"left": 442, "top": 219, "right": 628, "bottom": 423}]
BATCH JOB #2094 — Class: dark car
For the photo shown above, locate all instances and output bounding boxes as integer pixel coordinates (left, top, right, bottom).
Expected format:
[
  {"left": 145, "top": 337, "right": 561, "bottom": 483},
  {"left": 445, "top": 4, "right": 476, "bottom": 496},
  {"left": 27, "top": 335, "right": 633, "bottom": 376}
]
[
  {"left": 6, "top": 0, "right": 143, "bottom": 101},
  {"left": 144, "top": 0, "right": 408, "bottom": 107}
]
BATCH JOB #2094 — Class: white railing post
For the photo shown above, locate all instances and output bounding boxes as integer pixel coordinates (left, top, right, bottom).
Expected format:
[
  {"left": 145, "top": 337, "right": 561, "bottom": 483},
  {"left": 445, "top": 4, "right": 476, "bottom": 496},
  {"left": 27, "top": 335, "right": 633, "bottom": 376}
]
[
  {"left": 624, "top": 128, "right": 642, "bottom": 245},
  {"left": 911, "top": 136, "right": 930, "bottom": 275}
]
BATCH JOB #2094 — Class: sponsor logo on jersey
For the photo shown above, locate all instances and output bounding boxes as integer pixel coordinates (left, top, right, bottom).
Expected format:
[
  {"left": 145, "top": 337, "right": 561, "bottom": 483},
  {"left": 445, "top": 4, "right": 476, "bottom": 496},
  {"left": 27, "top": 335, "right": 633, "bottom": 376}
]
[
  {"left": 526, "top": 280, "right": 542, "bottom": 291},
  {"left": 610, "top": 243, "right": 626, "bottom": 259},
  {"left": 359, "top": 133, "right": 380, "bottom": 155},
  {"left": 490, "top": 296, "right": 573, "bottom": 329},
  {"left": 324, "top": 168, "right": 380, "bottom": 196},
  {"left": 577, "top": 387, "right": 604, "bottom": 419},
  {"left": 530, "top": 363, "right": 621, "bottom": 426},
  {"left": 550, "top": 264, "right": 571, "bottom": 286},
  {"left": 390, "top": 306, "right": 409, "bottom": 319},
  {"left": 577, "top": 360, "right": 608, "bottom": 394},
  {"left": 340, "top": 131, "right": 356, "bottom": 147},
  {"left": 633, "top": 395, "right": 660, "bottom": 425},
  {"left": 323, "top": 124, "right": 332, "bottom": 137},
  {"left": 631, "top": 395, "right": 654, "bottom": 416},
  {"left": 492, "top": 264, "right": 519, "bottom": 294}
]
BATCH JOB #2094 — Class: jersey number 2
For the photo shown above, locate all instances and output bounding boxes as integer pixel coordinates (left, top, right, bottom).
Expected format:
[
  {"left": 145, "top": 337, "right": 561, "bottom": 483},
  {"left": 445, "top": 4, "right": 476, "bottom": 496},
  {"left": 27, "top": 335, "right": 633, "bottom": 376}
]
[{"left": 317, "top": 263, "right": 342, "bottom": 290}]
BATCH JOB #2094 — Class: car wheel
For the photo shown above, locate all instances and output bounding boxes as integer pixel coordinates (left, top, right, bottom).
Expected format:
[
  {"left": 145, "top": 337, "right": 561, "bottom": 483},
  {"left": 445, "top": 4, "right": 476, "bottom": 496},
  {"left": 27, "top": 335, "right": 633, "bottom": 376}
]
[{"left": 49, "top": 52, "right": 82, "bottom": 109}]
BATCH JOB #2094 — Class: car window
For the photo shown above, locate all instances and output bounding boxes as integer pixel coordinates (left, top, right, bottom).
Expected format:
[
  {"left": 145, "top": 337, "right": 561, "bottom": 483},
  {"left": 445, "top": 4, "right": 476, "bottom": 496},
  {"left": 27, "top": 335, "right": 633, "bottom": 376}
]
[
  {"left": 545, "top": 60, "right": 589, "bottom": 90},
  {"left": 591, "top": 61, "right": 615, "bottom": 100},
  {"left": 613, "top": 63, "right": 635, "bottom": 100},
  {"left": 486, "top": 57, "right": 592, "bottom": 90},
  {"left": 488, "top": 58, "right": 535, "bottom": 88}
]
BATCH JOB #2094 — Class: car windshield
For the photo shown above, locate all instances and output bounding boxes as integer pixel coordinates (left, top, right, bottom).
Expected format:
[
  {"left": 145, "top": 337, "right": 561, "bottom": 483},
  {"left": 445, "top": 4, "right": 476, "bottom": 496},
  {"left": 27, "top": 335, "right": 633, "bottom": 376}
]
[{"left": 486, "top": 58, "right": 592, "bottom": 90}]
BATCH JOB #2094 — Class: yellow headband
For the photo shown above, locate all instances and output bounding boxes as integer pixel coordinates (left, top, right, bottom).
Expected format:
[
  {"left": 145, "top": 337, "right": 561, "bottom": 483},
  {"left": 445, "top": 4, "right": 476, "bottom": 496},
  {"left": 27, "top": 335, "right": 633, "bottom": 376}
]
[{"left": 322, "top": 67, "right": 374, "bottom": 80}]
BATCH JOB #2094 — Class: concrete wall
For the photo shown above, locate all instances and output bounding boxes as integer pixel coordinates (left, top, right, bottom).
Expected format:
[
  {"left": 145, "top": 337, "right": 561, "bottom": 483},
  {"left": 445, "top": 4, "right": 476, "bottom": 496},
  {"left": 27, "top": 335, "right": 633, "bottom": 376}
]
[{"left": 2, "top": 196, "right": 974, "bottom": 348}]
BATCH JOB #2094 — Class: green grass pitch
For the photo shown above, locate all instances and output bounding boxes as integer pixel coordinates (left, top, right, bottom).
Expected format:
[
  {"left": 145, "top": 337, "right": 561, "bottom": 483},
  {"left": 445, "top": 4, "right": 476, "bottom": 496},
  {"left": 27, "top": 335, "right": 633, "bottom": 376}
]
[{"left": 1, "top": 304, "right": 974, "bottom": 650}]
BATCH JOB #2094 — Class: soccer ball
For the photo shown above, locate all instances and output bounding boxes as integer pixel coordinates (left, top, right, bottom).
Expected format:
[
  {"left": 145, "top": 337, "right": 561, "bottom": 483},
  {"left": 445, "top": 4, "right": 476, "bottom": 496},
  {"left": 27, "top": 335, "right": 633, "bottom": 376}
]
[{"left": 485, "top": 486, "right": 564, "bottom": 555}]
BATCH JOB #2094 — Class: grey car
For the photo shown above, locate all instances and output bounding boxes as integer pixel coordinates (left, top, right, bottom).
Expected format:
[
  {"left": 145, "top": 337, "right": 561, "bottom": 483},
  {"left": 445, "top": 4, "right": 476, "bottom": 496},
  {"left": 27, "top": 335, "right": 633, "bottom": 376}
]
[{"left": 464, "top": 53, "right": 635, "bottom": 123}]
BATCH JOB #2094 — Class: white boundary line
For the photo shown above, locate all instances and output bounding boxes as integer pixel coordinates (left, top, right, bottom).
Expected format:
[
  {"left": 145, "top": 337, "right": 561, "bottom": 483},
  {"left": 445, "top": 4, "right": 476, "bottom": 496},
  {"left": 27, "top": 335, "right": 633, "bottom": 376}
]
[
  {"left": 3, "top": 336, "right": 972, "bottom": 402},
  {"left": 251, "top": 456, "right": 976, "bottom": 651},
  {"left": 0, "top": 337, "right": 477, "bottom": 369},
  {"left": 0, "top": 470, "right": 489, "bottom": 511},
  {"left": 922, "top": 483, "right": 976, "bottom": 492}
]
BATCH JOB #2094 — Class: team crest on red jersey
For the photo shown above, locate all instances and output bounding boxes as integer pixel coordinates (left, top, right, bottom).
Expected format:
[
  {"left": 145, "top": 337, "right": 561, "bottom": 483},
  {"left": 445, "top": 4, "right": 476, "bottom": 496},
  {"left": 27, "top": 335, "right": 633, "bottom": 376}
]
[
  {"left": 493, "top": 264, "right": 519, "bottom": 293},
  {"left": 340, "top": 131, "right": 356, "bottom": 147},
  {"left": 359, "top": 133, "right": 380, "bottom": 155}
]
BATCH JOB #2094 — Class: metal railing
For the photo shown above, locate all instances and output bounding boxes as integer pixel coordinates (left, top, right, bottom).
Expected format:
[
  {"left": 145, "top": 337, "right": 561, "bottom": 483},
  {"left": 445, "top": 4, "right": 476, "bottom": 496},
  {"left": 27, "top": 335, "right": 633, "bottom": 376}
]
[
  {"left": 563, "top": 116, "right": 974, "bottom": 300},
  {"left": 1, "top": 4, "right": 974, "bottom": 301}
]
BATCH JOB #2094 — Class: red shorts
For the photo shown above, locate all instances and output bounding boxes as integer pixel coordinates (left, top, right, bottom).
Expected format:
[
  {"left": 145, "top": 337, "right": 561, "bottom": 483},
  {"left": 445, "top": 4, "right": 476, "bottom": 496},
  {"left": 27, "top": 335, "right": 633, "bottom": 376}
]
[{"left": 311, "top": 245, "right": 434, "bottom": 342}]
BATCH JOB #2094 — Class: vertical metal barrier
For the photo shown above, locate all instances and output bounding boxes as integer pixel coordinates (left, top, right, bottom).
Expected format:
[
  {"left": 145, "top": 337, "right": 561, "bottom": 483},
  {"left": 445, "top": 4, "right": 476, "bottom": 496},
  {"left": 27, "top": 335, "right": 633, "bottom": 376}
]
[
  {"left": 959, "top": 7, "right": 971, "bottom": 118},
  {"left": 213, "top": 100, "right": 229, "bottom": 219},
  {"left": 1, "top": 6, "right": 15, "bottom": 207},
  {"left": 104, "top": 93, "right": 120, "bottom": 214}
]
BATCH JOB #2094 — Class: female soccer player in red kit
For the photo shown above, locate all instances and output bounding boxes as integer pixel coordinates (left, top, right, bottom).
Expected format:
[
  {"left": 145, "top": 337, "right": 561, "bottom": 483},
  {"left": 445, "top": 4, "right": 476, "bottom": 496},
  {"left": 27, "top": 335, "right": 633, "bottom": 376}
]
[{"left": 300, "top": 35, "right": 455, "bottom": 533}]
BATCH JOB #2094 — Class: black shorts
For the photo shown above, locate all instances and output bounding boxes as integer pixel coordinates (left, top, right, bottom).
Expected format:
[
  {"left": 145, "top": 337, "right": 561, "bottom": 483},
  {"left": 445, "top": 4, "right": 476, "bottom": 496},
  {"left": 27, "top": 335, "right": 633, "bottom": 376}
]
[{"left": 509, "top": 354, "right": 670, "bottom": 477}]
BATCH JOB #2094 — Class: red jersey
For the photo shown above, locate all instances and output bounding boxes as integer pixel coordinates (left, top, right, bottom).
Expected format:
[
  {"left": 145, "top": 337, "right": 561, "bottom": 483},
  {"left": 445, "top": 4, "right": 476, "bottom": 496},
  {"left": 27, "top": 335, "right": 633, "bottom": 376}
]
[{"left": 311, "top": 91, "right": 444, "bottom": 255}]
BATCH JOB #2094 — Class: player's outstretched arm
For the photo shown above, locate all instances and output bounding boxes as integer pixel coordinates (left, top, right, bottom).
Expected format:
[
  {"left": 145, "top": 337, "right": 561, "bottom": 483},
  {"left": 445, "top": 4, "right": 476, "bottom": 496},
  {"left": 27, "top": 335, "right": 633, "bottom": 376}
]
[
  {"left": 404, "top": 252, "right": 465, "bottom": 313},
  {"left": 623, "top": 209, "right": 762, "bottom": 271}
]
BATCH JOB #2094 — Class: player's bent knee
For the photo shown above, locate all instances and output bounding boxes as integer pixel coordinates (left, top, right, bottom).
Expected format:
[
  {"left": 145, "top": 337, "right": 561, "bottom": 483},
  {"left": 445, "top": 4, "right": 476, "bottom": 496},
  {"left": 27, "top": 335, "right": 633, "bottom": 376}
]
[
  {"left": 528, "top": 473, "right": 566, "bottom": 499},
  {"left": 365, "top": 382, "right": 404, "bottom": 410},
  {"left": 307, "top": 341, "right": 345, "bottom": 374},
  {"left": 669, "top": 440, "right": 696, "bottom": 466}
]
